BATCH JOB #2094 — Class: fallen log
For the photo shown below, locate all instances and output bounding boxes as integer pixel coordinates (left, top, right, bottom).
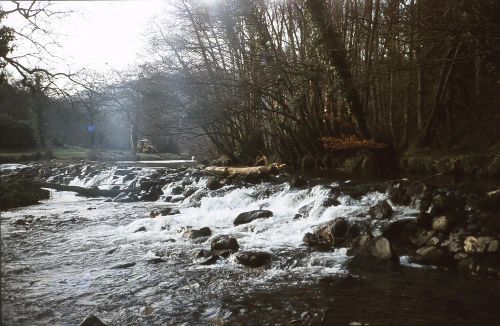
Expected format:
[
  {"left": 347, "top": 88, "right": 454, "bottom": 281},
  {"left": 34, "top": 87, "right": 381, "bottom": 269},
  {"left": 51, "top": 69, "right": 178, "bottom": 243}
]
[
  {"left": 35, "top": 182, "right": 121, "bottom": 198},
  {"left": 204, "top": 163, "right": 286, "bottom": 178}
]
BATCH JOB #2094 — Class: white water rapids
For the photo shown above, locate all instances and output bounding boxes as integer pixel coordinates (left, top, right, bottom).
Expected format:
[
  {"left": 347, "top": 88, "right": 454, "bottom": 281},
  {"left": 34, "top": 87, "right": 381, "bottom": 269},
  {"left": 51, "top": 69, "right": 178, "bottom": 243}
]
[{"left": 4, "top": 164, "right": 498, "bottom": 325}]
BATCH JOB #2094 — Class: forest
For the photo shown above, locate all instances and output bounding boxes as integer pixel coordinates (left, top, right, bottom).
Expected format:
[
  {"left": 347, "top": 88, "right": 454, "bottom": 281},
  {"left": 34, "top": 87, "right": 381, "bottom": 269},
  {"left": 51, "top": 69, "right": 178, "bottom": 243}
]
[{"left": 1, "top": 0, "right": 499, "bottom": 170}]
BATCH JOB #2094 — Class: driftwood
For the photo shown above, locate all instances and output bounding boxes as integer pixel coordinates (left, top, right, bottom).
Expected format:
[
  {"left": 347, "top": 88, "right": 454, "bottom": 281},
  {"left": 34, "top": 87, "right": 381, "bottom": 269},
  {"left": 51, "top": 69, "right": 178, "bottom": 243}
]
[
  {"left": 204, "top": 163, "right": 286, "bottom": 178},
  {"left": 36, "top": 182, "right": 121, "bottom": 197}
]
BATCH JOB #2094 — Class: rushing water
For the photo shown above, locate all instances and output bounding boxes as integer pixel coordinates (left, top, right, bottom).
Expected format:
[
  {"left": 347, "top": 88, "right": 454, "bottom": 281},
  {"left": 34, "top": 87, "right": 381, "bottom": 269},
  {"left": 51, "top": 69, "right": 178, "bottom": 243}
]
[{"left": 2, "top": 165, "right": 500, "bottom": 325}]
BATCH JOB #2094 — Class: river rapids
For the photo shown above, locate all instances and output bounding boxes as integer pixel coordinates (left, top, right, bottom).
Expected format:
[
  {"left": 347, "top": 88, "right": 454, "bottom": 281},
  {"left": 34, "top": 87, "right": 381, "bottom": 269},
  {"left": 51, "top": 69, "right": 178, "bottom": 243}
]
[{"left": 2, "top": 164, "right": 500, "bottom": 325}]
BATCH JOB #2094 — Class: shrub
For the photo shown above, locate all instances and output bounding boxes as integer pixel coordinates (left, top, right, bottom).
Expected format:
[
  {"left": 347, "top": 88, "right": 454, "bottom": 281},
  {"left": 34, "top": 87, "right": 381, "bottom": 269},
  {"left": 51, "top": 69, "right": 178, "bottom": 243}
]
[
  {"left": 0, "top": 114, "right": 37, "bottom": 149},
  {"left": 320, "top": 135, "right": 386, "bottom": 151}
]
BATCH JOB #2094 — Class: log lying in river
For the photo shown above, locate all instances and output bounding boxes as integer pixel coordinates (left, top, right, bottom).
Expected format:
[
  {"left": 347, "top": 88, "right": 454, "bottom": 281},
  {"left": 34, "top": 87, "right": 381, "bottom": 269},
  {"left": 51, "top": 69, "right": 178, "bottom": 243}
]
[
  {"left": 35, "top": 182, "right": 121, "bottom": 197},
  {"left": 204, "top": 163, "right": 286, "bottom": 178}
]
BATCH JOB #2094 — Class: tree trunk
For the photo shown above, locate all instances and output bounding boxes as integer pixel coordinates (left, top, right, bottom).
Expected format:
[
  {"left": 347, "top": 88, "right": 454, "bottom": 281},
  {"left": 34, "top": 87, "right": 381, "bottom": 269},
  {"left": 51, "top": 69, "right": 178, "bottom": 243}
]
[{"left": 305, "top": 0, "right": 370, "bottom": 139}]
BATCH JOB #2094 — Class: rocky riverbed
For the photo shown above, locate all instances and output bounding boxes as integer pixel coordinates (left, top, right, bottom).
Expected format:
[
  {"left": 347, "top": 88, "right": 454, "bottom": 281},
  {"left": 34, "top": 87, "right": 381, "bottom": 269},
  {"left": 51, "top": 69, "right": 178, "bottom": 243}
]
[{"left": 1, "top": 161, "right": 500, "bottom": 325}]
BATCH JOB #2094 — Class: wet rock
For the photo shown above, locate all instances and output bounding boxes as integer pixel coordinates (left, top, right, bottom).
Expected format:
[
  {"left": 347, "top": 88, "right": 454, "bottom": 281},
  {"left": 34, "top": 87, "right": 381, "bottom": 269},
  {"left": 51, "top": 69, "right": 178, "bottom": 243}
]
[
  {"left": 213, "top": 249, "right": 234, "bottom": 258},
  {"left": 111, "top": 262, "right": 136, "bottom": 269},
  {"left": 303, "top": 232, "right": 332, "bottom": 250},
  {"left": 412, "top": 246, "right": 447, "bottom": 265},
  {"left": 211, "top": 235, "right": 239, "bottom": 251},
  {"left": 114, "top": 192, "right": 140, "bottom": 203},
  {"left": 189, "top": 190, "right": 208, "bottom": 207},
  {"left": 123, "top": 173, "right": 136, "bottom": 182},
  {"left": 234, "top": 209, "right": 273, "bottom": 226},
  {"left": 349, "top": 235, "right": 397, "bottom": 261},
  {"left": 206, "top": 177, "right": 223, "bottom": 191},
  {"left": 304, "top": 217, "right": 360, "bottom": 250},
  {"left": 183, "top": 187, "right": 198, "bottom": 197},
  {"left": 235, "top": 251, "right": 271, "bottom": 267},
  {"left": 298, "top": 203, "right": 314, "bottom": 217},
  {"left": 183, "top": 227, "right": 212, "bottom": 239},
  {"left": 410, "top": 230, "right": 435, "bottom": 247},
  {"left": 322, "top": 197, "right": 341, "bottom": 207},
  {"left": 134, "top": 226, "right": 146, "bottom": 233},
  {"left": 170, "top": 185, "right": 184, "bottom": 195},
  {"left": 368, "top": 200, "right": 393, "bottom": 220},
  {"left": 293, "top": 214, "right": 304, "bottom": 220},
  {"left": 106, "top": 248, "right": 118, "bottom": 255},
  {"left": 200, "top": 255, "right": 220, "bottom": 265},
  {"left": 79, "top": 315, "right": 107, "bottom": 326},
  {"left": 147, "top": 258, "right": 166, "bottom": 264},
  {"left": 150, "top": 207, "right": 180, "bottom": 217},
  {"left": 170, "top": 196, "right": 184, "bottom": 203},
  {"left": 196, "top": 249, "right": 213, "bottom": 258},
  {"left": 14, "top": 219, "right": 29, "bottom": 226},
  {"left": 464, "top": 236, "right": 497, "bottom": 254},
  {"left": 140, "top": 185, "right": 163, "bottom": 201},
  {"left": 432, "top": 215, "right": 450, "bottom": 233}
]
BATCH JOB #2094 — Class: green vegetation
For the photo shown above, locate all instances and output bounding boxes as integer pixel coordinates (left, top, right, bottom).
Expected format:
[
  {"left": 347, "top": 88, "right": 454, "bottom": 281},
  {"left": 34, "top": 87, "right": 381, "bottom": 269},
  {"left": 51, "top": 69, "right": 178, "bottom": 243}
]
[{"left": 0, "top": 145, "right": 181, "bottom": 163}]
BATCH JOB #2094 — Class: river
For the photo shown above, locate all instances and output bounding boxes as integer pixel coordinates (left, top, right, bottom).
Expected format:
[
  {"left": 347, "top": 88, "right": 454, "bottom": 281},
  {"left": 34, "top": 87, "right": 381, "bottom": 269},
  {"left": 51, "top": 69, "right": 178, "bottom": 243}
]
[{"left": 1, "top": 164, "right": 500, "bottom": 325}]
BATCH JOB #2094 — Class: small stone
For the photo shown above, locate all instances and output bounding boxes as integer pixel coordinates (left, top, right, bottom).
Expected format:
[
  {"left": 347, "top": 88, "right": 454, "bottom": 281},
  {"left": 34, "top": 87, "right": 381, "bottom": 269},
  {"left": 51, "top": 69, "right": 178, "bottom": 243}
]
[
  {"left": 134, "top": 226, "right": 146, "bottom": 233},
  {"left": 234, "top": 210, "right": 273, "bottom": 226},
  {"left": 141, "top": 306, "right": 154, "bottom": 316},
  {"left": 464, "top": 236, "right": 478, "bottom": 253},
  {"left": 147, "top": 258, "right": 166, "bottom": 264},
  {"left": 183, "top": 227, "right": 212, "bottom": 239},
  {"left": 170, "top": 185, "right": 184, "bottom": 195},
  {"left": 487, "top": 240, "right": 499, "bottom": 253},
  {"left": 211, "top": 235, "right": 239, "bottom": 251},
  {"left": 370, "top": 237, "right": 392, "bottom": 260},
  {"left": 432, "top": 216, "right": 449, "bottom": 233},
  {"left": 79, "top": 315, "right": 107, "bottom": 326},
  {"left": 476, "top": 236, "right": 494, "bottom": 253},
  {"left": 111, "top": 262, "right": 136, "bottom": 269},
  {"left": 234, "top": 251, "right": 271, "bottom": 267}
]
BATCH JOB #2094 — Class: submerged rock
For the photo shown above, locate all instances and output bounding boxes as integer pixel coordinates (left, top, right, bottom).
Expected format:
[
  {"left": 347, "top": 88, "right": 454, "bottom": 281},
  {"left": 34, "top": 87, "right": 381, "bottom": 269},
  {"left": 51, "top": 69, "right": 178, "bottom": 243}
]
[
  {"left": 234, "top": 251, "right": 271, "bottom": 267},
  {"left": 200, "top": 255, "right": 220, "bottom": 265},
  {"left": 79, "top": 315, "right": 107, "bottom": 326},
  {"left": 111, "top": 262, "right": 136, "bottom": 269},
  {"left": 234, "top": 210, "right": 273, "bottom": 225},
  {"left": 211, "top": 235, "right": 239, "bottom": 251},
  {"left": 368, "top": 200, "right": 393, "bottom": 220},
  {"left": 134, "top": 226, "right": 146, "bottom": 233}
]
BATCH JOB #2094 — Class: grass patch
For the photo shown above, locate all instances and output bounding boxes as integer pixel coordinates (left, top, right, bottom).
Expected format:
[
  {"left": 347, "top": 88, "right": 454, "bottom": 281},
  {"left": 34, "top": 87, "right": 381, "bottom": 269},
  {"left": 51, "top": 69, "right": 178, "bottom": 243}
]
[{"left": 0, "top": 145, "right": 182, "bottom": 163}]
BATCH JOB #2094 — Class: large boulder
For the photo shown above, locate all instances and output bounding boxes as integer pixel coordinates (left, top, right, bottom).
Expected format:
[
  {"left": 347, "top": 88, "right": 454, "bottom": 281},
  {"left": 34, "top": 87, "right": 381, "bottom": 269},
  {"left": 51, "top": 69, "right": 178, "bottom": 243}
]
[
  {"left": 234, "top": 251, "right": 271, "bottom": 267},
  {"left": 234, "top": 210, "right": 273, "bottom": 226},
  {"left": 211, "top": 235, "right": 239, "bottom": 251},
  {"left": 349, "top": 234, "right": 397, "bottom": 261},
  {"left": 303, "top": 217, "right": 360, "bottom": 249},
  {"left": 368, "top": 200, "right": 393, "bottom": 220}
]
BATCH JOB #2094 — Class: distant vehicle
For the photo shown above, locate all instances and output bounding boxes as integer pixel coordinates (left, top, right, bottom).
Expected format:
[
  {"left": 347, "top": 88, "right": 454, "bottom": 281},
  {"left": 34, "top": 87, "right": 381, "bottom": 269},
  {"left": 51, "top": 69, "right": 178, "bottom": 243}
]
[{"left": 137, "top": 139, "right": 158, "bottom": 154}]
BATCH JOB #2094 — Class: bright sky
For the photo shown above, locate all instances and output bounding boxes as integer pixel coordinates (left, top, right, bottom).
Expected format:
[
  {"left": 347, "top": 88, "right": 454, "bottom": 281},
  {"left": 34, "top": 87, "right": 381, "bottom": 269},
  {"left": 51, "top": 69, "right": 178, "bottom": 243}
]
[{"left": 2, "top": 0, "right": 171, "bottom": 75}]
